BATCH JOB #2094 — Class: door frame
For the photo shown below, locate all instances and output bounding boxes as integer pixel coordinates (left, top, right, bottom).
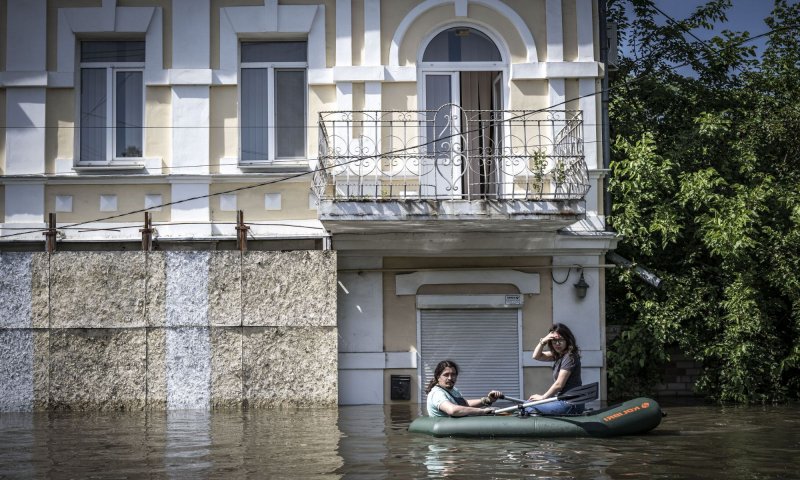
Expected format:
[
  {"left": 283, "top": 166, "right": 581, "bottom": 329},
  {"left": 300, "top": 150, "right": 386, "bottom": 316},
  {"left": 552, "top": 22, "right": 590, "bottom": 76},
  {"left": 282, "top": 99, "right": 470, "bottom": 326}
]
[
  {"left": 417, "top": 24, "right": 510, "bottom": 198},
  {"left": 415, "top": 294, "right": 524, "bottom": 404}
]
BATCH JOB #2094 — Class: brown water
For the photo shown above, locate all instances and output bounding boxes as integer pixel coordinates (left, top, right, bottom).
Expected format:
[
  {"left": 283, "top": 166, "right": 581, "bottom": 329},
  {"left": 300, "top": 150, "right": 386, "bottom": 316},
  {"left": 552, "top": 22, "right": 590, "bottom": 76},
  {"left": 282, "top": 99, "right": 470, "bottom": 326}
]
[{"left": 1, "top": 402, "right": 798, "bottom": 479}]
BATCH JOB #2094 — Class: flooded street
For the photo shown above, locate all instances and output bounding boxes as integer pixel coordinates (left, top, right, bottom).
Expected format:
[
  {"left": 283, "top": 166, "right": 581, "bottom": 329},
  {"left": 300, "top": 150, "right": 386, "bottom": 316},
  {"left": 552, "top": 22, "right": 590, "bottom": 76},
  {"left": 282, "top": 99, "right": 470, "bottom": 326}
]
[{"left": 1, "top": 402, "right": 798, "bottom": 479}]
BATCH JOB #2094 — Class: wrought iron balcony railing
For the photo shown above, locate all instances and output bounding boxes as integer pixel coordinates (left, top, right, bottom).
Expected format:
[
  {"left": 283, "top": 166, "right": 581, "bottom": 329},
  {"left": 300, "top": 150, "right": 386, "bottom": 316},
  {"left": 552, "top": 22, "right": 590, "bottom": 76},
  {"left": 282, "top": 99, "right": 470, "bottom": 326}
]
[{"left": 313, "top": 105, "right": 589, "bottom": 202}]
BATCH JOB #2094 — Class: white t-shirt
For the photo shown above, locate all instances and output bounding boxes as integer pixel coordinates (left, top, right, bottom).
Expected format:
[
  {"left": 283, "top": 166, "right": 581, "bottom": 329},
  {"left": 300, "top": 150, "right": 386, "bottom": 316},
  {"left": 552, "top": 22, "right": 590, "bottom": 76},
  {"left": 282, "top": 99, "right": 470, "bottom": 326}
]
[{"left": 426, "top": 386, "right": 465, "bottom": 417}]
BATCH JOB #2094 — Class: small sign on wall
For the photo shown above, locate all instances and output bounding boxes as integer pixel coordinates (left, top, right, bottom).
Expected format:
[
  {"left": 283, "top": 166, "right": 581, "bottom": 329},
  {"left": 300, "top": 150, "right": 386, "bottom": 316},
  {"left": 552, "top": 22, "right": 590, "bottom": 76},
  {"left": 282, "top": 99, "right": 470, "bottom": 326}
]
[{"left": 505, "top": 294, "right": 522, "bottom": 306}]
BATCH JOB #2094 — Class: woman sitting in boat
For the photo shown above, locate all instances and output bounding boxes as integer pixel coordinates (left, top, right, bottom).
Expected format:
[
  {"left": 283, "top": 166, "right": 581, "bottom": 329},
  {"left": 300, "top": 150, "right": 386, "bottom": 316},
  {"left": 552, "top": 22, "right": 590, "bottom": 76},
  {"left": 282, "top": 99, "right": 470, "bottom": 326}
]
[
  {"left": 425, "top": 360, "right": 503, "bottom": 417},
  {"left": 528, "top": 323, "right": 583, "bottom": 415}
]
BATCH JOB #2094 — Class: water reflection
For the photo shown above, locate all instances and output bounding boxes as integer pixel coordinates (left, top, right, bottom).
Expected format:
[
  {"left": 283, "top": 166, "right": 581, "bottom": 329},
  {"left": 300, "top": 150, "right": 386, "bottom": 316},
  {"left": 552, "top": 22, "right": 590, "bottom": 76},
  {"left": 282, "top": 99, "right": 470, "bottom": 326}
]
[
  {"left": 0, "top": 413, "right": 33, "bottom": 477},
  {"left": 0, "top": 402, "right": 799, "bottom": 478},
  {"left": 336, "top": 406, "right": 387, "bottom": 478},
  {"left": 165, "top": 411, "right": 212, "bottom": 478}
]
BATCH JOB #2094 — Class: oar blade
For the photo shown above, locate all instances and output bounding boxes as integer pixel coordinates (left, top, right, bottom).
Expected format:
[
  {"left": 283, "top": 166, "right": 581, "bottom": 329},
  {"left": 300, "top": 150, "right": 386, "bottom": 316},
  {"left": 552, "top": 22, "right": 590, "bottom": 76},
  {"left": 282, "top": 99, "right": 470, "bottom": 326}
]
[{"left": 493, "top": 383, "right": 599, "bottom": 414}]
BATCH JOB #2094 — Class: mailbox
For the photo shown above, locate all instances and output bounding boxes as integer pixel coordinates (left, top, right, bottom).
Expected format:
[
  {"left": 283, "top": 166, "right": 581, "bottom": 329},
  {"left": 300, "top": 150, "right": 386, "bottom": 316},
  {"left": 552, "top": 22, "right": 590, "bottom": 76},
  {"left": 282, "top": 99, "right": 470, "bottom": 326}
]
[{"left": 390, "top": 375, "right": 411, "bottom": 401}]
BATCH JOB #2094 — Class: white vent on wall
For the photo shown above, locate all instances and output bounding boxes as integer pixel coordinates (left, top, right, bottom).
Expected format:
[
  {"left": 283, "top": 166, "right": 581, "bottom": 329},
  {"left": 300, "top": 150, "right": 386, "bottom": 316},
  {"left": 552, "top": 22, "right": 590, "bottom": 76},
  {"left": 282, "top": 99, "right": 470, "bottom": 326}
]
[
  {"left": 220, "top": 193, "right": 237, "bottom": 212},
  {"left": 145, "top": 194, "right": 163, "bottom": 212},
  {"left": 264, "top": 193, "right": 282, "bottom": 210},
  {"left": 55, "top": 195, "right": 73, "bottom": 213},
  {"left": 100, "top": 194, "right": 118, "bottom": 212}
]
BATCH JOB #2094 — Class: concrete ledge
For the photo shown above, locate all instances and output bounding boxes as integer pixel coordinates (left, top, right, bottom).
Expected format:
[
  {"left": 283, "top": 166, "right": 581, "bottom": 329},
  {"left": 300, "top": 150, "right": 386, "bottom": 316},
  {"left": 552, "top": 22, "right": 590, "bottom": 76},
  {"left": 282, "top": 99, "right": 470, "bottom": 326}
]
[
  {"left": 398, "top": 271, "right": 539, "bottom": 295},
  {"left": 319, "top": 199, "right": 585, "bottom": 234}
]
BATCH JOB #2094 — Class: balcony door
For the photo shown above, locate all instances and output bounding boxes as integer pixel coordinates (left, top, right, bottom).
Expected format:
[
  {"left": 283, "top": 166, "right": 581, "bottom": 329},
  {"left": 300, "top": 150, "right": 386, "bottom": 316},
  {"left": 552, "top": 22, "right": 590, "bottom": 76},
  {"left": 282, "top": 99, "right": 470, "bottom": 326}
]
[{"left": 421, "top": 27, "right": 505, "bottom": 199}]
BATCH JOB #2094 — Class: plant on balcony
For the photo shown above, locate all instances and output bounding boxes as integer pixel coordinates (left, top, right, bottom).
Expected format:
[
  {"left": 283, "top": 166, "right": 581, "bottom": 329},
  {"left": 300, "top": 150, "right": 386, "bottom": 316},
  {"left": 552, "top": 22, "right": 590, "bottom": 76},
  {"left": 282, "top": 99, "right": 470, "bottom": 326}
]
[
  {"left": 553, "top": 159, "right": 568, "bottom": 192},
  {"left": 528, "top": 149, "right": 548, "bottom": 195}
]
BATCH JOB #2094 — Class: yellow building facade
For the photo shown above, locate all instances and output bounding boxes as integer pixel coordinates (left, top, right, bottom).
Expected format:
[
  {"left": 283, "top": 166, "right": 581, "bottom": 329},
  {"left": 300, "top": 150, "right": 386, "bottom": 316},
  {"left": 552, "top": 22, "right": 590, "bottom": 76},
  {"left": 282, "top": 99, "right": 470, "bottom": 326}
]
[{"left": 1, "top": 0, "right": 616, "bottom": 406}]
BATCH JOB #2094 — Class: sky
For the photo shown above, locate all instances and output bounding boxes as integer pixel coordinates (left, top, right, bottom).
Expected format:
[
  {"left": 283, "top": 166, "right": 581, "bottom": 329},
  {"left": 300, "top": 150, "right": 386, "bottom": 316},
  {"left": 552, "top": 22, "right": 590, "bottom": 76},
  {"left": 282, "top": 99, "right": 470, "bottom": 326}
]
[{"left": 650, "top": 0, "right": 798, "bottom": 56}]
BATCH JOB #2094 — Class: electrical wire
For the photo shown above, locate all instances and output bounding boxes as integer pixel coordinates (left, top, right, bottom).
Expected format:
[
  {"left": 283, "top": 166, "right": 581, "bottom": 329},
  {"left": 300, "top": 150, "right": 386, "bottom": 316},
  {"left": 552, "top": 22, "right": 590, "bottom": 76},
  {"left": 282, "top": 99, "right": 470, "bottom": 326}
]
[{"left": 649, "top": 3, "right": 732, "bottom": 64}]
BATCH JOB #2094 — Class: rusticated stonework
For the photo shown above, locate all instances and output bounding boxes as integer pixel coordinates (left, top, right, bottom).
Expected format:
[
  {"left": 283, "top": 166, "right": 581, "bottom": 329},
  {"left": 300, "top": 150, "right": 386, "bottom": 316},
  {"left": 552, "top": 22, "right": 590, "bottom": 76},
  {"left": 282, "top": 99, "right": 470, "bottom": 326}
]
[
  {"left": 0, "top": 250, "right": 337, "bottom": 412},
  {"left": 49, "top": 252, "right": 147, "bottom": 329},
  {"left": 243, "top": 327, "right": 338, "bottom": 408},
  {"left": 242, "top": 251, "right": 336, "bottom": 327},
  {"left": 49, "top": 328, "right": 147, "bottom": 411}
]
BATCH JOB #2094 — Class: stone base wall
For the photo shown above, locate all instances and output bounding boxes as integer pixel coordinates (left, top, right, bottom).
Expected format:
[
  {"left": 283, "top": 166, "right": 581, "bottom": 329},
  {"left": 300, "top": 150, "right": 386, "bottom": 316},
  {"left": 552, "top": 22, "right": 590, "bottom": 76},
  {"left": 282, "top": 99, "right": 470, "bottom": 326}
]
[
  {"left": 0, "top": 251, "right": 337, "bottom": 412},
  {"left": 608, "top": 327, "right": 703, "bottom": 399},
  {"left": 655, "top": 349, "right": 703, "bottom": 398}
]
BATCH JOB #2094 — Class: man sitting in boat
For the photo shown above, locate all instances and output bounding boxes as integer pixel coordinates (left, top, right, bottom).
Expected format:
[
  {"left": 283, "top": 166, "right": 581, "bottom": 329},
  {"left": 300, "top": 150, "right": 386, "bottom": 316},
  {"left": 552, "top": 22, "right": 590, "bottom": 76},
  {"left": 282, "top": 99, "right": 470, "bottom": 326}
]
[
  {"left": 425, "top": 360, "right": 503, "bottom": 417},
  {"left": 528, "top": 323, "right": 584, "bottom": 415}
]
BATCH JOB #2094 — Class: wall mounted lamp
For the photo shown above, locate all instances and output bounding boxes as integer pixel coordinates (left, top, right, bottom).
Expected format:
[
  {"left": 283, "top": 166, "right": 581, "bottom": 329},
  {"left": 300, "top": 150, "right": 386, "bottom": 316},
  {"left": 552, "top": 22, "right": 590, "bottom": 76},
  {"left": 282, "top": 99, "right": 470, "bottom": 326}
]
[
  {"left": 574, "top": 270, "right": 589, "bottom": 299},
  {"left": 552, "top": 265, "right": 590, "bottom": 299}
]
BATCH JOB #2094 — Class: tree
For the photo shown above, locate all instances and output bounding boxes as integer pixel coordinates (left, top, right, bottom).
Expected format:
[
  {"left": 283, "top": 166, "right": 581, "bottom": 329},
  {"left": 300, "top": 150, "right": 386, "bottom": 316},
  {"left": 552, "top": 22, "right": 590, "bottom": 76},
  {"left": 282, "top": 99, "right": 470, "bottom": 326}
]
[{"left": 606, "top": 0, "right": 800, "bottom": 403}]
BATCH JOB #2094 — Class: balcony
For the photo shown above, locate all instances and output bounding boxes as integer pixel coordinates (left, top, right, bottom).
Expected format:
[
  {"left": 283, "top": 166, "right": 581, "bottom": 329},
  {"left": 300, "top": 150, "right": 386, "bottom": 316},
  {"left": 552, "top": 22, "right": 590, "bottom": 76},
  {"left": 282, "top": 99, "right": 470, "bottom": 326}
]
[{"left": 313, "top": 105, "right": 589, "bottom": 234}]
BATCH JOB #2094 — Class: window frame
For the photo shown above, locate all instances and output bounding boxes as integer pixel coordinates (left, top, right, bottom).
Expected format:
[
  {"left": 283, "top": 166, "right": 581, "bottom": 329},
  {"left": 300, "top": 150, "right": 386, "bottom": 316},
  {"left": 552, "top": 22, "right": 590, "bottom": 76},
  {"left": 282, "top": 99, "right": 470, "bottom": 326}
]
[
  {"left": 238, "top": 43, "right": 308, "bottom": 165},
  {"left": 77, "top": 50, "right": 146, "bottom": 166}
]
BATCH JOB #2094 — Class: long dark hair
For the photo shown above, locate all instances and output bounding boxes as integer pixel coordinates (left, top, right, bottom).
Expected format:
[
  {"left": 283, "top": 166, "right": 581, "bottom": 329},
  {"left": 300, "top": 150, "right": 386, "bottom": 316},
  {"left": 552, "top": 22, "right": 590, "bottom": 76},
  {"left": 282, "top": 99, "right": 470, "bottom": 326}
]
[
  {"left": 547, "top": 323, "right": 580, "bottom": 360},
  {"left": 425, "top": 360, "right": 459, "bottom": 394}
]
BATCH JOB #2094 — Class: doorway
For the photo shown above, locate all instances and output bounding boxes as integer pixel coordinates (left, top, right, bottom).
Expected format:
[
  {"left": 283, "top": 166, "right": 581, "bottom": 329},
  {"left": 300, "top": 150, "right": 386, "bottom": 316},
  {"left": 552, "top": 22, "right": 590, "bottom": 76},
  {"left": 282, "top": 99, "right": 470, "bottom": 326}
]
[{"left": 421, "top": 27, "right": 506, "bottom": 199}]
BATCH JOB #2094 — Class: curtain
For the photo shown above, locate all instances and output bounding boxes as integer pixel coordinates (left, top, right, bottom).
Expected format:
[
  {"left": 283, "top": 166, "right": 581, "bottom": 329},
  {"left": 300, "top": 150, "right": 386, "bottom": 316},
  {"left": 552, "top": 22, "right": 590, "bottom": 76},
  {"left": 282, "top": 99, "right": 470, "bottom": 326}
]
[
  {"left": 275, "top": 70, "right": 305, "bottom": 158},
  {"left": 80, "top": 69, "right": 107, "bottom": 162},
  {"left": 115, "top": 71, "right": 143, "bottom": 157},
  {"left": 423, "top": 75, "right": 453, "bottom": 197},
  {"left": 460, "top": 71, "right": 498, "bottom": 198},
  {"left": 241, "top": 68, "right": 269, "bottom": 161}
]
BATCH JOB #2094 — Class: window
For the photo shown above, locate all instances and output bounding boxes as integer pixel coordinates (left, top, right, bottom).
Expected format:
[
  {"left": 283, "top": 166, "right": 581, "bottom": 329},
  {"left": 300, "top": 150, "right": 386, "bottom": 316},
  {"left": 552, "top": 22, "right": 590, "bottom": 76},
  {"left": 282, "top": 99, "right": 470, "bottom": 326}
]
[
  {"left": 79, "top": 41, "right": 145, "bottom": 163},
  {"left": 422, "top": 27, "right": 502, "bottom": 62},
  {"left": 240, "top": 41, "right": 307, "bottom": 162}
]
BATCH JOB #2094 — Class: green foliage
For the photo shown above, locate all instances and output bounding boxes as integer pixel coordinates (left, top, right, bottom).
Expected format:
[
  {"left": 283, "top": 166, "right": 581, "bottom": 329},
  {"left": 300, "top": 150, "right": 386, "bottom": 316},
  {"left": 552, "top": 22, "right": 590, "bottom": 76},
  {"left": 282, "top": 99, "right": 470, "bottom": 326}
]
[{"left": 606, "top": 0, "right": 800, "bottom": 403}]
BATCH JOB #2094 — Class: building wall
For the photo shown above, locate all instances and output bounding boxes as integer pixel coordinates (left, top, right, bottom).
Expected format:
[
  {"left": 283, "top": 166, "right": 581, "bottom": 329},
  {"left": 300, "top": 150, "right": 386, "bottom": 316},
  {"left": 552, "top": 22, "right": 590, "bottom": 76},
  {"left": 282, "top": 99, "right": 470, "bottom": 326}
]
[
  {"left": 0, "top": 88, "right": 4, "bottom": 173},
  {"left": 337, "top": 254, "right": 605, "bottom": 405},
  {"left": 2, "top": 0, "right": 613, "bottom": 407},
  {"left": 0, "top": 250, "right": 337, "bottom": 412},
  {"left": 2, "top": 0, "right": 603, "bottom": 232}
]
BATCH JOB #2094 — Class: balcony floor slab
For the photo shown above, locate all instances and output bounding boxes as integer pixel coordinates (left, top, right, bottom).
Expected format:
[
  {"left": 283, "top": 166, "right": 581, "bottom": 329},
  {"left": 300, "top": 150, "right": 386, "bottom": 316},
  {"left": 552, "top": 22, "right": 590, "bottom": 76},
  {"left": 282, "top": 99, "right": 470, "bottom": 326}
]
[{"left": 318, "top": 199, "right": 585, "bottom": 234}]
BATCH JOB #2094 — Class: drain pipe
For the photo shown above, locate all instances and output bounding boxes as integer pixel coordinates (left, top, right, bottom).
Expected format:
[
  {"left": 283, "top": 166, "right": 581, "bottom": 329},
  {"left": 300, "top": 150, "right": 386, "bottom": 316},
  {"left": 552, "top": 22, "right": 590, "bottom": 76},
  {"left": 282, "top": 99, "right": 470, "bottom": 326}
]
[{"left": 598, "top": 0, "right": 613, "bottom": 225}]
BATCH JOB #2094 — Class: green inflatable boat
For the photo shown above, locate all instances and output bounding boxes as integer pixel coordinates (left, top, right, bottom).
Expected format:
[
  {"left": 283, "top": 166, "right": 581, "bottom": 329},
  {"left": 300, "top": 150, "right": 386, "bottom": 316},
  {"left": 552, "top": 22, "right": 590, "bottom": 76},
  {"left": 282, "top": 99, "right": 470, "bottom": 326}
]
[{"left": 409, "top": 397, "right": 663, "bottom": 438}]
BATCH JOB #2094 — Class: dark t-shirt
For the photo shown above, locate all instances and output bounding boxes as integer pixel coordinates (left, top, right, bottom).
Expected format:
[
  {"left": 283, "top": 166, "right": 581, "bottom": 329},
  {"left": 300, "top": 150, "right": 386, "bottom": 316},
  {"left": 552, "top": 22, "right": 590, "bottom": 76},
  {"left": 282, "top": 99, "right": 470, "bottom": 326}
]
[{"left": 553, "top": 352, "right": 582, "bottom": 393}]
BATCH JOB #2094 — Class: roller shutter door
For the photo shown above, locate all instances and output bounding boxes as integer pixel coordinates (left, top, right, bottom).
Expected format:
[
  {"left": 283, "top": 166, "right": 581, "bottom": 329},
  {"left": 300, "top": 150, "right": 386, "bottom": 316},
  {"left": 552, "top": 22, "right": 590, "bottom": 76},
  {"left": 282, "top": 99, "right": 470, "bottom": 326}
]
[{"left": 420, "top": 309, "right": 521, "bottom": 402}]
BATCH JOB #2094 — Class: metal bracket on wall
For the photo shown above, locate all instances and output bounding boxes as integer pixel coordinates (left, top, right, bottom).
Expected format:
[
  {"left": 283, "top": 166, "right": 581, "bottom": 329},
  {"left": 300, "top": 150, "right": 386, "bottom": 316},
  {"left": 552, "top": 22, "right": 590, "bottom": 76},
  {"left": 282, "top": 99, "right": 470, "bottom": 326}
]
[
  {"left": 140, "top": 212, "right": 154, "bottom": 251},
  {"left": 43, "top": 213, "right": 57, "bottom": 253},
  {"left": 236, "top": 210, "right": 250, "bottom": 252}
]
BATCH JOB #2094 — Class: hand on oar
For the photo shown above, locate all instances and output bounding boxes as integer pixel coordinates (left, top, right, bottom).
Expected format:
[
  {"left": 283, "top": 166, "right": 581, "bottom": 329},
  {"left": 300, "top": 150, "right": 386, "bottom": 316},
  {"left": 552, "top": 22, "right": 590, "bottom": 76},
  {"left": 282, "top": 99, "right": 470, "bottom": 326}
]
[{"left": 480, "top": 390, "right": 504, "bottom": 406}]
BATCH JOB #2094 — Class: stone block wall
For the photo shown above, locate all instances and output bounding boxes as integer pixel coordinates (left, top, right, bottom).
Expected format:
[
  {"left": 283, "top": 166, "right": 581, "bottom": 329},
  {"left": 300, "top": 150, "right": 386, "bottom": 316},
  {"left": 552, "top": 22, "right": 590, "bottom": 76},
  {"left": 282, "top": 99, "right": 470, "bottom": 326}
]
[
  {"left": 655, "top": 349, "right": 703, "bottom": 398},
  {"left": 607, "top": 326, "right": 703, "bottom": 398},
  {"left": 0, "top": 250, "right": 337, "bottom": 412}
]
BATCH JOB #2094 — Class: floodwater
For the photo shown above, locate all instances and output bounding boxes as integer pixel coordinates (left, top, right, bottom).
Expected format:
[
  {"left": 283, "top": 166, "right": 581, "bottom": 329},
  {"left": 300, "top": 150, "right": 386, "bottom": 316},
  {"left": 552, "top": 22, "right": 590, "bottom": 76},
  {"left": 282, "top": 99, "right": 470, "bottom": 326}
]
[{"left": 1, "top": 401, "right": 798, "bottom": 479}]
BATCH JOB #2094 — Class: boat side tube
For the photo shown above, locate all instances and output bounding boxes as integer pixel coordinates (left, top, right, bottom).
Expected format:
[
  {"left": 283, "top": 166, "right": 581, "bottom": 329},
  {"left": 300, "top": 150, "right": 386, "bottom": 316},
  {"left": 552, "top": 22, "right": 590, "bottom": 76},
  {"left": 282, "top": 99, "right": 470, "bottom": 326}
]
[{"left": 409, "top": 397, "right": 664, "bottom": 438}]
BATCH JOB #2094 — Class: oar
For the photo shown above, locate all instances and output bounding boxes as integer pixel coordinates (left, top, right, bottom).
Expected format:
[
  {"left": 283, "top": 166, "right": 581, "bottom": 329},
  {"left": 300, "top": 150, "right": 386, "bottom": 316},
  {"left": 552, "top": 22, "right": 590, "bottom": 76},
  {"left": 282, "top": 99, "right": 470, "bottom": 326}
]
[
  {"left": 494, "top": 382, "right": 599, "bottom": 414},
  {"left": 500, "top": 395, "right": 527, "bottom": 404}
]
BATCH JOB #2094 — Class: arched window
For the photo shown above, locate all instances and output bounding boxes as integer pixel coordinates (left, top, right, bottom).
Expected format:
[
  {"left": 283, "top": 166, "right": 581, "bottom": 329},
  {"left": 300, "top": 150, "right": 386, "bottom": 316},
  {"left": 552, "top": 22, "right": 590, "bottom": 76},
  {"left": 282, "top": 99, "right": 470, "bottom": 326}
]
[{"left": 422, "top": 27, "right": 501, "bottom": 62}]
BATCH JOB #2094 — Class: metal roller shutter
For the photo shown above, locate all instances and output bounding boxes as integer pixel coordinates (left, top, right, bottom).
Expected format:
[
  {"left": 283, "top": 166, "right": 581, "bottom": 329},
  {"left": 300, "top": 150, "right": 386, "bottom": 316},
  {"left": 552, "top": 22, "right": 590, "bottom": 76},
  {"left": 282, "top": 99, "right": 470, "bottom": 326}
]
[{"left": 420, "top": 309, "right": 521, "bottom": 402}]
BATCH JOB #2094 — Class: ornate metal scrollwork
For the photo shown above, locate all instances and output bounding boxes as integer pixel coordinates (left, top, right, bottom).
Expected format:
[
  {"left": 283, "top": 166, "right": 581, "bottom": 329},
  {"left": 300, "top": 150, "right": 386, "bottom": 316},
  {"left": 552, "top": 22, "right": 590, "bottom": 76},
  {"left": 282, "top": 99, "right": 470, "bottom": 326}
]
[{"left": 313, "top": 105, "right": 589, "bottom": 201}]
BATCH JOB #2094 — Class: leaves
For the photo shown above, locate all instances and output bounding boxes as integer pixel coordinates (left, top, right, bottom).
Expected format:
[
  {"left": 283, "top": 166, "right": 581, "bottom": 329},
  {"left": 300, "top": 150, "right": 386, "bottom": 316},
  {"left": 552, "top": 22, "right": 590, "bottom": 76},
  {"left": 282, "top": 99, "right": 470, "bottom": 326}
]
[{"left": 606, "top": 0, "right": 800, "bottom": 403}]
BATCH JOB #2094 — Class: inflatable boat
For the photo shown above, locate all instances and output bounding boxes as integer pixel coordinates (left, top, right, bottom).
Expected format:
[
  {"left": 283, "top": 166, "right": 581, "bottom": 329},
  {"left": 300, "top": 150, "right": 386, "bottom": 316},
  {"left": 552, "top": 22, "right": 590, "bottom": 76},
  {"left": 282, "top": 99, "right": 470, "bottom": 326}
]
[{"left": 408, "top": 397, "right": 663, "bottom": 438}]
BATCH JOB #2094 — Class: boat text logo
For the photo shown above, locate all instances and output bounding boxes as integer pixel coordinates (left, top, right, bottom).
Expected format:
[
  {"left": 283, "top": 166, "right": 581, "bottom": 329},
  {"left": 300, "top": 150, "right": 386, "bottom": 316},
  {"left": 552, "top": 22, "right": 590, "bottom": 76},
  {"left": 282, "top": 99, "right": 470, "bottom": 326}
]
[{"left": 602, "top": 401, "right": 650, "bottom": 423}]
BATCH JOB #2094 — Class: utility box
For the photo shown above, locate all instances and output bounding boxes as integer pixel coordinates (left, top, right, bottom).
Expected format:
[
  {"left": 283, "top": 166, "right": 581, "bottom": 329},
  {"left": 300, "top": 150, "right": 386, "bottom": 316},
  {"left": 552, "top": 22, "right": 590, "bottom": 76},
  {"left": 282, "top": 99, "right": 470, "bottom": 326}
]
[{"left": 390, "top": 375, "right": 411, "bottom": 401}]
